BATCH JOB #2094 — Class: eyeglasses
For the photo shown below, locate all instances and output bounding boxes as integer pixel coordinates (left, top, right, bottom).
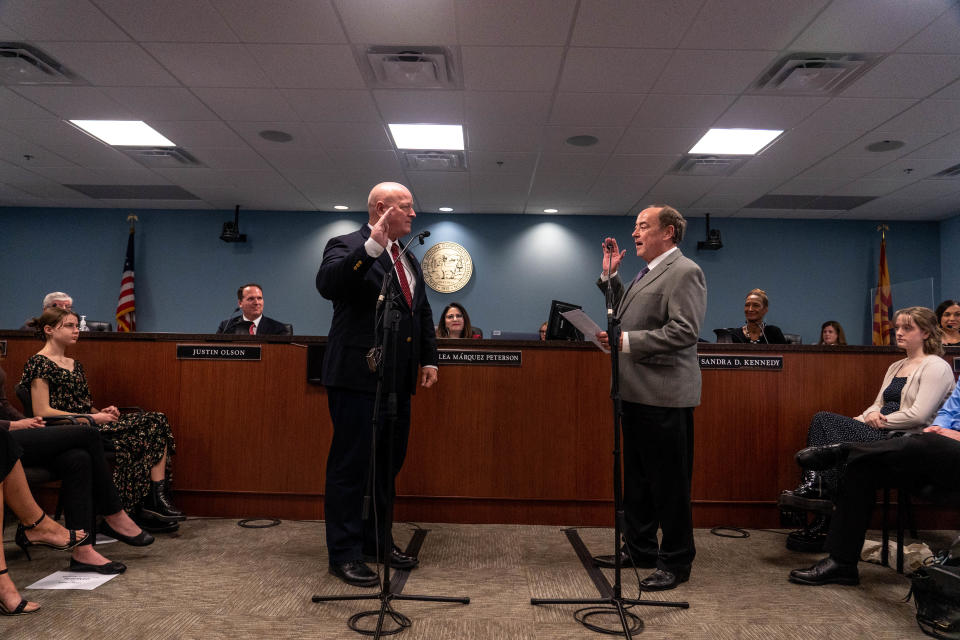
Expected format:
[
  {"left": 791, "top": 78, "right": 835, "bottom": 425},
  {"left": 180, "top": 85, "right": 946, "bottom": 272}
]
[{"left": 445, "top": 313, "right": 464, "bottom": 319}]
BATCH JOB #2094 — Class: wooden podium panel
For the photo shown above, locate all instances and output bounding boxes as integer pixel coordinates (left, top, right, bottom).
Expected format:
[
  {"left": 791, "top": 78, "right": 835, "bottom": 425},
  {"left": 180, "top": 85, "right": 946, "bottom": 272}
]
[{"left": 2, "top": 332, "right": 956, "bottom": 528}]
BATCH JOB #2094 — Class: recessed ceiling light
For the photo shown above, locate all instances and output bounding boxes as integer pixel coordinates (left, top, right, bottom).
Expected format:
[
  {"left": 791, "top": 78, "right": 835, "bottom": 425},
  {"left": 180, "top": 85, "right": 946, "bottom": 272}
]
[
  {"left": 566, "top": 134, "right": 599, "bottom": 147},
  {"left": 688, "top": 128, "right": 783, "bottom": 155},
  {"left": 333, "top": 205, "right": 349, "bottom": 210},
  {"left": 259, "top": 129, "right": 293, "bottom": 143},
  {"left": 388, "top": 123, "right": 464, "bottom": 150},
  {"left": 543, "top": 208, "right": 558, "bottom": 213},
  {"left": 866, "top": 139, "right": 905, "bottom": 153},
  {"left": 68, "top": 120, "right": 175, "bottom": 147},
  {"left": 438, "top": 207, "right": 453, "bottom": 212}
]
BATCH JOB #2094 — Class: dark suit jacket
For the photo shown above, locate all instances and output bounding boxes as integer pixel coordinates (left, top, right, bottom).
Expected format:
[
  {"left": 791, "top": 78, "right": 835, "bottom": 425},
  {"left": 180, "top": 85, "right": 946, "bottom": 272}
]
[
  {"left": 316, "top": 225, "right": 437, "bottom": 395},
  {"left": 728, "top": 324, "right": 786, "bottom": 344},
  {"left": 217, "top": 315, "right": 292, "bottom": 336}
]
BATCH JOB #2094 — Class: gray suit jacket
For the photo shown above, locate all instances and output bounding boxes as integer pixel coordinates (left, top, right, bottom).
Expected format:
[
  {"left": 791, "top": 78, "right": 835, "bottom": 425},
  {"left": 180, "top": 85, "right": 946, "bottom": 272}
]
[{"left": 598, "top": 248, "right": 706, "bottom": 408}]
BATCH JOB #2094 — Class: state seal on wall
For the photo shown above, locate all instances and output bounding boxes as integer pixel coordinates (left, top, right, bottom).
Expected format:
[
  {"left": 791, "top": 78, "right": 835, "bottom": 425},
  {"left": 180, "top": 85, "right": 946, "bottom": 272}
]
[{"left": 422, "top": 241, "right": 473, "bottom": 293}]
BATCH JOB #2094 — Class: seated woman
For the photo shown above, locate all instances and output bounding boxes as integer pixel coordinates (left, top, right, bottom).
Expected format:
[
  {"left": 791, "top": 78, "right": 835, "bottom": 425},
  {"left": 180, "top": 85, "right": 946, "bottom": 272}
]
[
  {"left": 817, "top": 320, "right": 847, "bottom": 346},
  {"left": 780, "top": 307, "right": 954, "bottom": 548},
  {"left": 22, "top": 308, "right": 185, "bottom": 531},
  {"left": 1, "top": 427, "right": 88, "bottom": 613},
  {"left": 727, "top": 288, "right": 787, "bottom": 344},
  {"left": 936, "top": 299, "right": 960, "bottom": 346},
  {"left": 436, "top": 303, "right": 481, "bottom": 339},
  {"left": 539, "top": 322, "right": 548, "bottom": 341}
]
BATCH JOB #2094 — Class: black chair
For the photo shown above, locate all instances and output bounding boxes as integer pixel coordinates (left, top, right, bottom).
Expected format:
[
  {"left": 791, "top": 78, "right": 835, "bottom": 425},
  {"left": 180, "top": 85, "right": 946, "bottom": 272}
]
[
  {"left": 282, "top": 323, "right": 293, "bottom": 335},
  {"left": 86, "top": 320, "right": 112, "bottom": 332},
  {"left": 15, "top": 383, "right": 94, "bottom": 426},
  {"left": 783, "top": 333, "right": 802, "bottom": 344},
  {"left": 882, "top": 484, "right": 960, "bottom": 573},
  {"left": 713, "top": 328, "right": 736, "bottom": 343}
]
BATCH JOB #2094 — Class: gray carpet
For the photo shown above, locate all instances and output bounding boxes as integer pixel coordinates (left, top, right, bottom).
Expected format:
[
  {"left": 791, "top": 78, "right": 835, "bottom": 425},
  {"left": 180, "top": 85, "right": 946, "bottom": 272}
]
[{"left": 1, "top": 520, "right": 947, "bottom": 639}]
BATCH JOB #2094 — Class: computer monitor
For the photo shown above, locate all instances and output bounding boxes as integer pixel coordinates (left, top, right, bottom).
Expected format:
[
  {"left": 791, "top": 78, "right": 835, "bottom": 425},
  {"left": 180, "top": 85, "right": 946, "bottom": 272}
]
[
  {"left": 86, "top": 320, "right": 112, "bottom": 332},
  {"left": 545, "top": 300, "right": 584, "bottom": 341}
]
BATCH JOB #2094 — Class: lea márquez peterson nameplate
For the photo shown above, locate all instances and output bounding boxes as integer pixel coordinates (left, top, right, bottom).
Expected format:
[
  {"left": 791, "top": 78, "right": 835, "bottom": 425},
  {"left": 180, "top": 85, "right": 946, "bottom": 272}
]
[
  {"left": 698, "top": 354, "right": 783, "bottom": 370},
  {"left": 438, "top": 350, "right": 521, "bottom": 366},
  {"left": 176, "top": 344, "right": 262, "bottom": 361}
]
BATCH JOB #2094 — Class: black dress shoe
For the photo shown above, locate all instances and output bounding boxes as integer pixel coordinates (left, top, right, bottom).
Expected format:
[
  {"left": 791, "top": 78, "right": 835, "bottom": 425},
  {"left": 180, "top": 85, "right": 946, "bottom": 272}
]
[
  {"left": 363, "top": 545, "right": 419, "bottom": 570},
  {"left": 98, "top": 520, "right": 155, "bottom": 547},
  {"left": 69, "top": 558, "right": 127, "bottom": 574},
  {"left": 796, "top": 444, "right": 849, "bottom": 471},
  {"left": 593, "top": 550, "right": 657, "bottom": 569},
  {"left": 789, "top": 556, "right": 859, "bottom": 586},
  {"left": 639, "top": 568, "right": 689, "bottom": 591},
  {"left": 329, "top": 561, "right": 379, "bottom": 587}
]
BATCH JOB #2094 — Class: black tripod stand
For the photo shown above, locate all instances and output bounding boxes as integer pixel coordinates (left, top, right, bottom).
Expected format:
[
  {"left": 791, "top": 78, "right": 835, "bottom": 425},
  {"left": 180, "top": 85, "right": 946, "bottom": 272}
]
[
  {"left": 313, "top": 235, "right": 469, "bottom": 637},
  {"left": 531, "top": 260, "right": 688, "bottom": 638}
]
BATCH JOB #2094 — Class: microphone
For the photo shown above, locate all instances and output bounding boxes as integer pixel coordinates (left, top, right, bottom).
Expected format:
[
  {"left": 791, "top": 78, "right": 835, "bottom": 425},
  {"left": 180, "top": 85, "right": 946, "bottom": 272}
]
[
  {"left": 418, "top": 230, "right": 431, "bottom": 245},
  {"left": 605, "top": 240, "right": 615, "bottom": 250},
  {"left": 376, "top": 229, "right": 430, "bottom": 310}
]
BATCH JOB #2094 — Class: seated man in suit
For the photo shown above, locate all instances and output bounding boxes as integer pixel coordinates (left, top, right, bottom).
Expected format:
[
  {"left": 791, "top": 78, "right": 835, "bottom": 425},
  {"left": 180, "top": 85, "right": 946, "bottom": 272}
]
[
  {"left": 216, "top": 283, "right": 292, "bottom": 335},
  {"left": 20, "top": 292, "right": 72, "bottom": 330}
]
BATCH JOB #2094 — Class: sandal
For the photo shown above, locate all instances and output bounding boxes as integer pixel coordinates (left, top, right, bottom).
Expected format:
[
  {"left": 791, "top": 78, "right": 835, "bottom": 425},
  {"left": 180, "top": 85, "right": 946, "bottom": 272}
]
[
  {"left": 15, "top": 513, "right": 90, "bottom": 561},
  {"left": 0, "top": 569, "right": 39, "bottom": 616}
]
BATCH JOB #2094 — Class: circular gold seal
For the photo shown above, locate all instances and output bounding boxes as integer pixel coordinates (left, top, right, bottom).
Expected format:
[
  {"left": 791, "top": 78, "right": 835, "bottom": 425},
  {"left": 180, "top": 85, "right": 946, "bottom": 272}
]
[{"left": 422, "top": 241, "right": 473, "bottom": 293}]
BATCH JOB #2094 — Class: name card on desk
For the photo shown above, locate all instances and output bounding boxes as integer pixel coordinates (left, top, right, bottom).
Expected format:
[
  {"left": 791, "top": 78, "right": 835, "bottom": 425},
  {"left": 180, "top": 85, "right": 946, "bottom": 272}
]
[
  {"left": 699, "top": 354, "right": 782, "bottom": 370},
  {"left": 438, "top": 350, "right": 522, "bottom": 366},
  {"left": 176, "top": 344, "right": 262, "bottom": 361}
]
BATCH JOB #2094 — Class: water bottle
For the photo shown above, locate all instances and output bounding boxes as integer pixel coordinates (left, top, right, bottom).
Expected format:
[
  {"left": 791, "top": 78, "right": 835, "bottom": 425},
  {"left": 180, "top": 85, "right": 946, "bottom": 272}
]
[{"left": 79, "top": 315, "right": 89, "bottom": 331}]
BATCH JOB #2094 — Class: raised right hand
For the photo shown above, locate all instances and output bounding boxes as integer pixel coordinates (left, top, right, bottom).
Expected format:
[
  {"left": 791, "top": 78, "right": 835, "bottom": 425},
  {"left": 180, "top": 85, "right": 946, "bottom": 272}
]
[
  {"left": 602, "top": 237, "right": 625, "bottom": 276},
  {"left": 371, "top": 205, "right": 404, "bottom": 248}
]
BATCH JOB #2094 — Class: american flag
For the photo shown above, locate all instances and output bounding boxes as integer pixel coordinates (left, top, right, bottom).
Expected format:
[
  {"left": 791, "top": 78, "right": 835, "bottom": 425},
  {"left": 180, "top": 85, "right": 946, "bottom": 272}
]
[{"left": 115, "top": 227, "right": 136, "bottom": 332}]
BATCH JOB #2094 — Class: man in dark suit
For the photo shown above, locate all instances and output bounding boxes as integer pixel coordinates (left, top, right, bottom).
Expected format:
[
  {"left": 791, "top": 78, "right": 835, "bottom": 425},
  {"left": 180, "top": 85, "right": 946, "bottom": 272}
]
[
  {"left": 594, "top": 204, "right": 707, "bottom": 591},
  {"left": 216, "top": 283, "right": 292, "bottom": 335},
  {"left": 316, "top": 182, "right": 438, "bottom": 587}
]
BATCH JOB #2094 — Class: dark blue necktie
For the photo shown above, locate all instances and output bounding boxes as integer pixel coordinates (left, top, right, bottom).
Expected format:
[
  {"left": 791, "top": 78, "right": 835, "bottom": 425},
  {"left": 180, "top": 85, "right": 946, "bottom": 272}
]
[{"left": 633, "top": 266, "right": 649, "bottom": 283}]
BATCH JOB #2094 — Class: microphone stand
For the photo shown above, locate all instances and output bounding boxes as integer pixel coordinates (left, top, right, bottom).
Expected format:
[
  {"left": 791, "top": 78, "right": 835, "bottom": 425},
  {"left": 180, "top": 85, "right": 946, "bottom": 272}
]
[
  {"left": 313, "top": 231, "right": 469, "bottom": 638},
  {"left": 531, "top": 249, "right": 688, "bottom": 638}
]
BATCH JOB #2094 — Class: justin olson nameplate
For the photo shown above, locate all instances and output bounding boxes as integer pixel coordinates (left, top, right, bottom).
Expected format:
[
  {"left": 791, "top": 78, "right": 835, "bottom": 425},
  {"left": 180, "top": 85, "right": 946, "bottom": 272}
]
[
  {"left": 698, "top": 355, "right": 783, "bottom": 370},
  {"left": 176, "top": 344, "right": 262, "bottom": 361}
]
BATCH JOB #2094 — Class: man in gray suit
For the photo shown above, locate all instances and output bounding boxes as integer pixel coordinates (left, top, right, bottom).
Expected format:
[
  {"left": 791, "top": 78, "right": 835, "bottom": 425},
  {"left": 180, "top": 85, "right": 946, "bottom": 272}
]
[{"left": 595, "top": 204, "right": 707, "bottom": 591}]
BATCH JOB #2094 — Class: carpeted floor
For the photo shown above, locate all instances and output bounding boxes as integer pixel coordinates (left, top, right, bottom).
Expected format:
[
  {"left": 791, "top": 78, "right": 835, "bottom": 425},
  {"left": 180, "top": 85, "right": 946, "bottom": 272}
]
[{"left": 0, "top": 519, "right": 949, "bottom": 639}]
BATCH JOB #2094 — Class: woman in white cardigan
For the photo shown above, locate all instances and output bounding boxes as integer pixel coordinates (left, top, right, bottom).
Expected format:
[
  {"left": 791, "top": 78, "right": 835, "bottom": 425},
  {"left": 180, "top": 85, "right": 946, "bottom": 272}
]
[{"left": 780, "top": 307, "right": 954, "bottom": 548}]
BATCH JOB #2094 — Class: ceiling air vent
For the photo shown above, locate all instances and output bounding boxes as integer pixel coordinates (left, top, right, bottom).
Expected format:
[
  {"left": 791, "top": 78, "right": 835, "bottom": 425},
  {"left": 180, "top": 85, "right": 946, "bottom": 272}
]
[
  {"left": 119, "top": 147, "right": 203, "bottom": 169},
  {"left": 752, "top": 52, "right": 883, "bottom": 95},
  {"left": 64, "top": 184, "right": 200, "bottom": 200},
  {"left": 931, "top": 163, "right": 960, "bottom": 179},
  {"left": 669, "top": 155, "right": 748, "bottom": 177},
  {"left": 402, "top": 151, "right": 466, "bottom": 172},
  {"left": 0, "top": 42, "right": 78, "bottom": 85},
  {"left": 360, "top": 45, "right": 462, "bottom": 89}
]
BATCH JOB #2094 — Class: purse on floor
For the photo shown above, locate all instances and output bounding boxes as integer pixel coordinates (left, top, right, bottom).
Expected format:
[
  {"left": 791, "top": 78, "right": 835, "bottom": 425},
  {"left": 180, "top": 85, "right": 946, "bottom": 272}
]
[{"left": 907, "top": 536, "right": 960, "bottom": 640}]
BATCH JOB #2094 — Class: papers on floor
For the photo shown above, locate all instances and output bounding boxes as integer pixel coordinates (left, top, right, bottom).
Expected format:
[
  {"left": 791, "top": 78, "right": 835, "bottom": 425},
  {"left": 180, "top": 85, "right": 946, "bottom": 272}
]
[
  {"left": 27, "top": 571, "right": 119, "bottom": 590},
  {"left": 560, "top": 309, "right": 609, "bottom": 353}
]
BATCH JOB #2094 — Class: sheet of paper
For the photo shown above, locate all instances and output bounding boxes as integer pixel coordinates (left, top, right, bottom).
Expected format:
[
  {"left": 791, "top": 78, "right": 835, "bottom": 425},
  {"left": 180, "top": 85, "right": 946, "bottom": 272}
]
[
  {"left": 560, "top": 309, "right": 609, "bottom": 353},
  {"left": 27, "top": 571, "right": 120, "bottom": 590}
]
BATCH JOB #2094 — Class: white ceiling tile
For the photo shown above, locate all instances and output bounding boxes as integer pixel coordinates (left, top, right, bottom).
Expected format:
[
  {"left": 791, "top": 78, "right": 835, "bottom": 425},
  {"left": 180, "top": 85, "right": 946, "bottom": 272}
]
[
  {"left": 153, "top": 167, "right": 247, "bottom": 188},
  {"left": 542, "top": 126, "right": 624, "bottom": 154},
  {"left": 550, "top": 93, "right": 644, "bottom": 126},
  {"left": 0, "top": 162, "right": 48, "bottom": 182},
  {"left": 828, "top": 178, "right": 920, "bottom": 197},
  {"left": 463, "top": 46, "right": 564, "bottom": 91},
  {"left": 692, "top": 193, "right": 761, "bottom": 210},
  {"left": 35, "top": 42, "right": 179, "bottom": 86},
  {"left": 615, "top": 128, "right": 704, "bottom": 155},
  {"left": 865, "top": 157, "right": 954, "bottom": 179},
  {"left": 791, "top": 0, "right": 949, "bottom": 51},
  {"left": 464, "top": 92, "right": 552, "bottom": 125},
  {"left": 228, "top": 121, "right": 320, "bottom": 149},
  {"left": 536, "top": 153, "right": 606, "bottom": 176},
  {"left": 800, "top": 97, "right": 917, "bottom": 132},
  {"left": 834, "top": 130, "right": 944, "bottom": 158},
  {"left": 464, "top": 124, "right": 542, "bottom": 152},
  {"left": 630, "top": 94, "right": 735, "bottom": 129},
  {"left": 680, "top": 0, "right": 830, "bottom": 50},
  {"left": 841, "top": 195, "right": 923, "bottom": 217},
  {"left": 900, "top": 4, "right": 960, "bottom": 54},
  {"left": 28, "top": 166, "right": 171, "bottom": 185},
  {"left": 281, "top": 89, "right": 381, "bottom": 122},
  {"left": 0, "top": 0, "right": 128, "bottom": 40},
  {"left": 102, "top": 88, "right": 220, "bottom": 121},
  {"left": 644, "top": 175, "right": 722, "bottom": 208},
  {"left": 310, "top": 122, "right": 392, "bottom": 149},
  {"left": 706, "top": 176, "right": 782, "bottom": 197},
  {"left": 334, "top": 0, "right": 457, "bottom": 44},
  {"left": 739, "top": 208, "right": 839, "bottom": 219},
  {"left": 907, "top": 131, "right": 960, "bottom": 160},
  {"left": 560, "top": 48, "right": 671, "bottom": 93},
  {"left": 652, "top": 50, "right": 780, "bottom": 94},
  {"left": 455, "top": 0, "right": 576, "bottom": 45},
  {"left": 467, "top": 151, "right": 537, "bottom": 174},
  {"left": 0, "top": 134, "right": 75, "bottom": 168},
  {"left": 192, "top": 88, "right": 299, "bottom": 121},
  {"left": 325, "top": 149, "right": 403, "bottom": 175},
  {"left": 714, "top": 96, "right": 829, "bottom": 129},
  {"left": 151, "top": 121, "right": 248, "bottom": 148},
  {"left": 144, "top": 43, "right": 271, "bottom": 88},
  {"left": 841, "top": 54, "right": 960, "bottom": 99},
  {"left": 0, "top": 88, "right": 55, "bottom": 119},
  {"left": 212, "top": 0, "right": 347, "bottom": 43},
  {"left": 602, "top": 155, "right": 680, "bottom": 176},
  {"left": 528, "top": 172, "right": 597, "bottom": 203},
  {"left": 588, "top": 174, "right": 657, "bottom": 207},
  {"left": 408, "top": 172, "right": 469, "bottom": 203},
  {"left": 881, "top": 100, "right": 960, "bottom": 134},
  {"left": 191, "top": 147, "right": 273, "bottom": 171},
  {"left": 246, "top": 45, "right": 364, "bottom": 89},
  {"left": 258, "top": 148, "right": 336, "bottom": 172},
  {"left": 571, "top": 0, "right": 705, "bottom": 47},
  {"left": 799, "top": 155, "right": 894, "bottom": 180},
  {"left": 94, "top": 0, "right": 237, "bottom": 42},
  {"left": 933, "top": 78, "right": 960, "bottom": 100},
  {"left": 887, "top": 179, "right": 960, "bottom": 200},
  {"left": 469, "top": 173, "right": 532, "bottom": 203},
  {"left": 469, "top": 203, "right": 525, "bottom": 214},
  {"left": 10, "top": 86, "right": 132, "bottom": 119},
  {"left": 772, "top": 178, "right": 850, "bottom": 195},
  {"left": 373, "top": 90, "right": 464, "bottom": 124}
]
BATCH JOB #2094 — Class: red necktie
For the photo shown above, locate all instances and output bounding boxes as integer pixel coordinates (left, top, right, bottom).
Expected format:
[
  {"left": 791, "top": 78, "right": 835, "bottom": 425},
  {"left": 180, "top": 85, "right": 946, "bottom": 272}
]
[
  {"left": 391, "top": 244, "right": 413, "bottom": 308},
  {"left": 248, "top": 322, "right": 256, "bottom": 335}
]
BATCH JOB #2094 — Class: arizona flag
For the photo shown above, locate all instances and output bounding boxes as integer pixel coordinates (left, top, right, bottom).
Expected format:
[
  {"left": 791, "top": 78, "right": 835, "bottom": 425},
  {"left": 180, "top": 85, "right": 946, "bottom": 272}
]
[
  {"left": 115, "top": 228, "right": 136, "bottom": 332},
  {"left": 871, "top": 234, "right": 892, "bottom": 345}
]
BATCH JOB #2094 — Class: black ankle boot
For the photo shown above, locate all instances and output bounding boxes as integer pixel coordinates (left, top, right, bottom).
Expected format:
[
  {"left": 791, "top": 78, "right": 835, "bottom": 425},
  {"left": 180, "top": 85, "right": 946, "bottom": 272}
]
[
  {"left": 141, "top": 480, "right": 186, "bottom": 522},
  {"left": 788, "top": 470, "right": 824, "bottom": 499},
  {"left": 786, "top": 515, "right": 831, "bottom": 552}
]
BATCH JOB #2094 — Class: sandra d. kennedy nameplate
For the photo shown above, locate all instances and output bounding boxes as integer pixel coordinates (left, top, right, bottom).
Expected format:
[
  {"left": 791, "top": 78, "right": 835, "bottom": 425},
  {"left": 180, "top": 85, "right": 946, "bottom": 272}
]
[{"left": 698, "top": 354, "right": 782, "bottom": 370}]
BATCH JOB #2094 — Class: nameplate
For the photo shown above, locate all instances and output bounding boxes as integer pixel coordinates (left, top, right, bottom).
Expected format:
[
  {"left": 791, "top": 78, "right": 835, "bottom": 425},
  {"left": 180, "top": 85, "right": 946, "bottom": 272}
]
[
  {"left": 176, "top": 344, "right": 262, "bottom": 361},
  {"left": 0, "top": 340, "right": 5, "bottom": 357},
  {"left": 953, "top": 356, "right": 960, "bottom": 373},
  {"left": 699, "top": 354, "right": 782, "bottom": 370},
  {"left": 438, "top": 350, "right": 522, "bottom": 366}
]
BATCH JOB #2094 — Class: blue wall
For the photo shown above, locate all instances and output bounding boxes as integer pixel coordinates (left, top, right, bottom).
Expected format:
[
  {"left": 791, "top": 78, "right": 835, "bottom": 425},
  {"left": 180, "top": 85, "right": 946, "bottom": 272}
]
[{"left": 0, "top": 206, "right": 947, "bottom": 344}]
